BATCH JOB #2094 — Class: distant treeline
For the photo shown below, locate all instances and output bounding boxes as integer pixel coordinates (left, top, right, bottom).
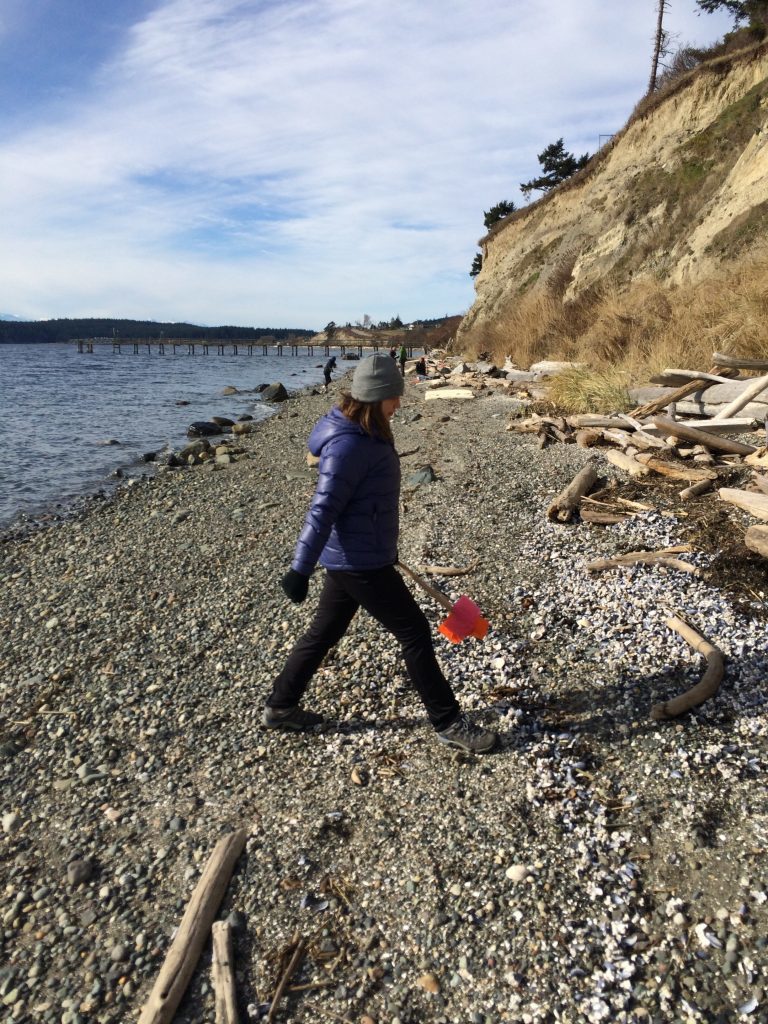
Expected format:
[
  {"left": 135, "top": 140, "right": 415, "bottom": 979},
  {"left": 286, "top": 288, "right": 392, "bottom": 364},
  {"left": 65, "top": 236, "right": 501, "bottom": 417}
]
[{"left": 0, "top": 318, "right": 315, "bottom": 344}]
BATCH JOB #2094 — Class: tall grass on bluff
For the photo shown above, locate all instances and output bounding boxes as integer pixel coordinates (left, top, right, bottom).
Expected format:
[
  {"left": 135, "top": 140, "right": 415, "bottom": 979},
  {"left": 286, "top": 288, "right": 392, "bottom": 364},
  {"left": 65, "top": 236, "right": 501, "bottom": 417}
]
[{"left": 462, "top": 243, "right": 768, "bottom": 410}]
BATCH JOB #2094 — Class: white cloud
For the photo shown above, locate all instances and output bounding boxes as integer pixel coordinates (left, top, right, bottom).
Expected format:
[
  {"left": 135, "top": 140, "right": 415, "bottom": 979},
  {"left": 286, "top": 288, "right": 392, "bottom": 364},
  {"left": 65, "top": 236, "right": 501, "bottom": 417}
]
[{"left": 0, "top": 0, "right": 736, "bottom": 326}]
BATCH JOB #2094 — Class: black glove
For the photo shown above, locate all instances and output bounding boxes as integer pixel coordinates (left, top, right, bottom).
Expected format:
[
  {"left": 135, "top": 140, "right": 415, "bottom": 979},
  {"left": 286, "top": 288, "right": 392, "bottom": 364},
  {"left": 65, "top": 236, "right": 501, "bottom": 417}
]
[{"left": 281, "top": 569, "right": 310, "bottom": 603}]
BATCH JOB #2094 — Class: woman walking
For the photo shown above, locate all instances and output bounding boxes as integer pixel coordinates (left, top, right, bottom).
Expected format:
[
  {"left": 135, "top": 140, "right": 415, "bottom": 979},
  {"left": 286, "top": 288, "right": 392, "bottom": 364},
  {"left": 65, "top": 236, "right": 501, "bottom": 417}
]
[{"left": 263, "top": 353, "right": 496, "bottom": 753}]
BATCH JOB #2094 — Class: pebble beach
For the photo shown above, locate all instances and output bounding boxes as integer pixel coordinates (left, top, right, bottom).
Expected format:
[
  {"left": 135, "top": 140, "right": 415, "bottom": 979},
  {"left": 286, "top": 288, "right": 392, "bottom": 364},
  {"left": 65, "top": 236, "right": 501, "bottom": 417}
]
[{"left": 2, "top": 365, "right": 768, "bottom": 1024}]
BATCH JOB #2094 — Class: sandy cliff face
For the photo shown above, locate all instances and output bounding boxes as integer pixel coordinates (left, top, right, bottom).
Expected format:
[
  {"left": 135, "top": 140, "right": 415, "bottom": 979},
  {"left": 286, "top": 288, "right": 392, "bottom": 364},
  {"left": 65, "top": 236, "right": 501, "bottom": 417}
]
[{"left": 459, "top": 46, "right": 768, "bottom": 346}]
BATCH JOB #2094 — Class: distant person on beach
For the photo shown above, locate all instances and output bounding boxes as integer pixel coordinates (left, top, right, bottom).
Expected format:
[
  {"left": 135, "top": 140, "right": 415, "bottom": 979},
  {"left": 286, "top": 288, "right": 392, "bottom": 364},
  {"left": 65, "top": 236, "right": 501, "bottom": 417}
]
[
  {"left": 415, "top": 356, "right": 427, "bottom": 378},
  {"left": 262, "top": 353, "right": 497, "bottom": 754},
  {"left": 389, "top": 347, "right": 396, "bottom": 360},
  {"left": 397, "top": 344, "right": 407, "bottom": 375},
  {"left": 323, "top": 356, "right": 336, "bottom": 392}
]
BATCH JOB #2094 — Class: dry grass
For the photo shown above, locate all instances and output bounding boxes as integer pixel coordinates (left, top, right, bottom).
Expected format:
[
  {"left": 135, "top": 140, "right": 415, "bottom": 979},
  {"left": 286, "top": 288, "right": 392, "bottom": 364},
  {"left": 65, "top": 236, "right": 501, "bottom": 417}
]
[
  {"left": 547, "top": 367, "right": 632, "bottom": 414},
  {"left": 462, "top": 243, "right": 768, "bottom": 378}
]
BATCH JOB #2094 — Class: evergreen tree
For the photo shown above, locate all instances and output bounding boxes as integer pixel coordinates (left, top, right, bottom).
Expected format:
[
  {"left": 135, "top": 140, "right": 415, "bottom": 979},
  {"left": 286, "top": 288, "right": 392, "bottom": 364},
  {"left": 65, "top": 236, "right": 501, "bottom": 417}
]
[
  {"left": 483, "top": 200, "right": 516, "bottom": 229},
  {"left": 325, "top": 321, "right": 337, "bottom": 340},
  {"left": 470, "top": 253, "right": 483, "bottom": 277},
  {"left": 695, "top": 0, "right": 768, "bottom": 27},
  {"left": 520, "top": 139, "right": 591, "bottom": 197}
]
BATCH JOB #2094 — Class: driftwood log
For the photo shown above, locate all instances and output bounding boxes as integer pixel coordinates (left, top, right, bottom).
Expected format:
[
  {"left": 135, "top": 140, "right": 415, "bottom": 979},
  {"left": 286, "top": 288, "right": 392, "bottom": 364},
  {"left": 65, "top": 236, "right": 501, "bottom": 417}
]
[
  {"left": 642, "top": 416, "right": 758, "bottom": 436},
  {"left": 650, "top": 616, "right": 724, "bottom": 721},
  {"left": 751, "top": 474, "right": 768, "bottom": 495},
  {"left": 630, "top": 365, "right": 738, "bottom": 418},
  {"left": 719, "top": 488, "right": 768, "bottom": 521},
  {"left": 650, "top": 416, "right": 757, "bottom": 456},
  {"left": 138, "top": 829, "right": 248, "bottom": 1024},
  {"left": 634, "top": 453, "right": 717, "bottom": 482},
  {"left": 712, "top": 351, "right": 768, "bottom": 371},
  {"left": 605, "top": 449, "right": 649, "bottom": 477},
  {"left": 212, "top": 921, "right": 239, "bottom": 1024},
  {"left": 679, "top": 478, "right": 714, "bottom": 501},
  {"left": 579, "top": 509, "right": 629, "bottom": 525},
  {"left": 745, "top": 447, "right": 768, "bottom": 469},
  {"left": 650, "top": 368, "right": 739, "bottom": 386},
  {"left": 713, "top": 373, "right": 768, "bottom": 420},
  {"left": 745, "top": 524, "right": 768, "bottom": 558},
  {"left": 546, "top": 464, "right": 599, "bottom": 522}
]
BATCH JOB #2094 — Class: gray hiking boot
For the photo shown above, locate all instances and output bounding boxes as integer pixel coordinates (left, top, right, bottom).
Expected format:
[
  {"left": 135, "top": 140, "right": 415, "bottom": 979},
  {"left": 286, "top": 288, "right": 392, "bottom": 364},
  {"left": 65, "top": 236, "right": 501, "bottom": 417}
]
[
  {"left": 262, "top": 705, "right": 324, "bottom": 731},
  {"left": 437, "top": 713, "right": 497, "bottom": 754}
]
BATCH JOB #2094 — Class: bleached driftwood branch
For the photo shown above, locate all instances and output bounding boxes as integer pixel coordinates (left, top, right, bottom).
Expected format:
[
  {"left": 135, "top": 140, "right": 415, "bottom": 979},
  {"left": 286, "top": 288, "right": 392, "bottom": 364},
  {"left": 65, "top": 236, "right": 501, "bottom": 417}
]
[{"left": 650, "top": 616, "right": 724, "bottom": 721}]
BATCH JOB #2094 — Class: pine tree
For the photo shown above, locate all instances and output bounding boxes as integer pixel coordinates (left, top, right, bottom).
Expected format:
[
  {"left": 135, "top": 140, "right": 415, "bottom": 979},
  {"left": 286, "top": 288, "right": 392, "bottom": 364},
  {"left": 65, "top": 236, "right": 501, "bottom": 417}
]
[
  {"left": 483, "top": 200, "right": 516, "bottom": 229},
  {"left": 520, "top": 139, "right": 591, "bottom": 197},
  {"left": 470, "top": 253, "right": 483, "bottom": 277}
]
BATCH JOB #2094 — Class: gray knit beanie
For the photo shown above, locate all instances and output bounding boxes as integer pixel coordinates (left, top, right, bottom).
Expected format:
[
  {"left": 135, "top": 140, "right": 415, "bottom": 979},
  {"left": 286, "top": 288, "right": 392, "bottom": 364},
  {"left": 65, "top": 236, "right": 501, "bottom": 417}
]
[{"left": 350, "top": 353, "right": 405, "bottom": 402}]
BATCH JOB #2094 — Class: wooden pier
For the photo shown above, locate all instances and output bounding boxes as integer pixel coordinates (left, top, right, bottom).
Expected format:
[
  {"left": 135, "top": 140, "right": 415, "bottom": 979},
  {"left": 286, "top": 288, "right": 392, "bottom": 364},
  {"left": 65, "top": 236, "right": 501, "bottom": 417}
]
[{"left": 75, "top": 339, "right": 413, "bottom": 358}]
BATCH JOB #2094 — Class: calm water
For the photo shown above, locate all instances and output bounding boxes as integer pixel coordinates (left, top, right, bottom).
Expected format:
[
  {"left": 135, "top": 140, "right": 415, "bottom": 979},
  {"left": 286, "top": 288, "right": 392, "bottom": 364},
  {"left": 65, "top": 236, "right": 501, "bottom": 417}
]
[{"left": 0, "top": 342, "right": 345, "bottom": 530}]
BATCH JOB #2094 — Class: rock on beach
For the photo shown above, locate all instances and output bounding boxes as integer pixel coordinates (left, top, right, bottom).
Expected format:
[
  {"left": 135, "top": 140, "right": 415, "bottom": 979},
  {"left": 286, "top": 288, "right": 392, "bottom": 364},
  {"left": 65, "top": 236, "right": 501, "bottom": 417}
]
[{"left": 1, "top": 362, "right": 767, "bottom": 1023}]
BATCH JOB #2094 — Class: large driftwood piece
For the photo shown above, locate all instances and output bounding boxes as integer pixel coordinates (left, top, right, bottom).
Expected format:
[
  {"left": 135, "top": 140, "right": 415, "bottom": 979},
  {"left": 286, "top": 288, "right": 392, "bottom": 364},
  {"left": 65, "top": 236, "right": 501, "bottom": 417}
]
[
  {"left": 650, "top": 616, "right": 724, "bottom": 721},
  {"left": 212, "top": 921, "right": 239, "bottom": 1024},
  {"left": 650, "top": 416, "right": 757, "bottom": 455},
  {"left": 546, "top": 464, "right": 599, "bottom": 523},
  {"left": 642, "top": 416, "right": 758, "bottom": 436},
  {"left": 712, "top": 351, "right": 768, "bottom": 371},
  {"left": 630, "top": 365, "right": 738, "bottom": 418},
  {"left": 586, "top": 546, "right": 698, "bottom": 574},
  {"left": 634, "top": 453, "right": 717, "bottom": 482},
  {"left": 745, "top": 524, "right": 768, "bottom": 558},
  {"left": 567, "top": 415, "right": 633, "bottom": 429},
  {"left": 751, "top": 473, "right": 768, "bottom": 495},
  {"left": 138, "top": 829, "right": 248, "bottom": 1024},
  {"left": 713, "top": 373, "right": 768, "bottom": 420},
  {"left": 719, "top": 488, "right": 768, "bottom": 521},
  {"left": 745, "top": 447, "right": 768, "bottom": 469},
  {"left": 605, "top": 450, "right": 649, "bottom": 477}
]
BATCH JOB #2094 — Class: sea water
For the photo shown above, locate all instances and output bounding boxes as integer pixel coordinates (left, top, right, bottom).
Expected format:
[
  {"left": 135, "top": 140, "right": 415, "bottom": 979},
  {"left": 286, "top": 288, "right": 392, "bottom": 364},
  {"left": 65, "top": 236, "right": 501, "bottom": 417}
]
[{"left": 0, "top": 342, "right": 347, "bottom": 530}]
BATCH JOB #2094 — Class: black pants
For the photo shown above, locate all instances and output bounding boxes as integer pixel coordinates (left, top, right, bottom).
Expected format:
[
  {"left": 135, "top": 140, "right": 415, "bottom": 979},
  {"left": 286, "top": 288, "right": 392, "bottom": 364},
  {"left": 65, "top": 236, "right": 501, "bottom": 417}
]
[
  {"left": 267, "top": 566, "right": 460, "bottom": 730},
  {"left": 323, "top": 371, "right": 332, "bottom": 387}
]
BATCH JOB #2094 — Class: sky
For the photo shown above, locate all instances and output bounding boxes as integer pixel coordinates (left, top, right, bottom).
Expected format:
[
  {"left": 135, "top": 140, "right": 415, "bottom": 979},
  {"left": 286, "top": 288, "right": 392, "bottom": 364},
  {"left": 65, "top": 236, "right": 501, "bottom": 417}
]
[{"left": 0, "top": 0, "right": 735, "bottom": 330}]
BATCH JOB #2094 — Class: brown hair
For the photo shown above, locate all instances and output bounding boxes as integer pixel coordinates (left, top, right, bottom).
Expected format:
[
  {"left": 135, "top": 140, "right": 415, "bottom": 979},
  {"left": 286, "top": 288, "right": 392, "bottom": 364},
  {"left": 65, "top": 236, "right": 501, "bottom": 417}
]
[{"left": 338, "top": 392, "right": 395, "bottom": 445}]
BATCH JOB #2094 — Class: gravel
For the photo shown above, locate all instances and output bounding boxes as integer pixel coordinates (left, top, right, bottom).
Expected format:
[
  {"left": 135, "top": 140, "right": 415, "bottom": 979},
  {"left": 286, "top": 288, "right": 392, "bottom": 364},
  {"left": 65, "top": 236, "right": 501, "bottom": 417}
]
[{"left": 1, "top": 368, "right": 767, "bottom": 1023}]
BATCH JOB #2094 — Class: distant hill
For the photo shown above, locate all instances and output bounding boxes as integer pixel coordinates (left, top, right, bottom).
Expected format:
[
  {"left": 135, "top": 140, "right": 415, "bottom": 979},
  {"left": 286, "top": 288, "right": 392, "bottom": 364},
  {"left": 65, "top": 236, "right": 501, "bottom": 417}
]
[
  {"left": 0, "top": 313, "right": 22, "bottom": 321},
  {"left": 0, "top": 317, "right": 315, "bottom": 344}
]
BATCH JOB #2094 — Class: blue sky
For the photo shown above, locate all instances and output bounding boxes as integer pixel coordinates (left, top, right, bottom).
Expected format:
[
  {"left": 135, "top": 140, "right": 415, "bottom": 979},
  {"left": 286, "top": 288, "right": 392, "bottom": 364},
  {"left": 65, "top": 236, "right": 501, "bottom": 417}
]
[{"left": 0, "top": 0, "right": 734, "bottom": 329}]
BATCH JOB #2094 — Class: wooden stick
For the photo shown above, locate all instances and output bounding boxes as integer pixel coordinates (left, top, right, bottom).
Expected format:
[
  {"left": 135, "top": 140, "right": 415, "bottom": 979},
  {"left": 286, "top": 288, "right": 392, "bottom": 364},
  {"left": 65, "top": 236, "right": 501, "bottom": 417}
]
[
  {"left": 719, "top": 488, "right": 768, "bottom": 521},
  {"left": 650, "top": 416, "right": 757, "bottom": 455},
  {"left": 712, "top": 373, "right": 768, "bottom": 420},
  {"left": 586, "top": 547, "right": 696, "bottom": 572},
  {"left": 415, "top": 560, "right": 479, "bottom": 577},
  {"left": 212, "top": 921, "right": 239, "bottom": 1024},
  {"left": 745, "top": 524, "right": 768, "bottom": 558},
  {"left": 267, "top": 934, "right": 306, "bottom": 1023},
  {"left": 679, "top": 478, "right": 714, "bottom": 501},
  {"left": 138, "top": 829, "right": 248, "bottom": 1024},
  {"left": 398, "top": 561, "right": 453, "bottom": 611},
  {"left": 546, "top": 464, "right": 599, "bottom": 522},
  {"left": 650, "top": 616, "right": 724, "bottom": 720}
]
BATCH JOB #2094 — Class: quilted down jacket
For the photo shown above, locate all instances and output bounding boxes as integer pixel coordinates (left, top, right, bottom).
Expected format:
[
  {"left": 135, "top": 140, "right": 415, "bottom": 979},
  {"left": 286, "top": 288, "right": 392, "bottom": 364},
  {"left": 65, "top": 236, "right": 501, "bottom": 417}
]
[{"left": 292, "top": 406, "right": 400, "bottom": 574}]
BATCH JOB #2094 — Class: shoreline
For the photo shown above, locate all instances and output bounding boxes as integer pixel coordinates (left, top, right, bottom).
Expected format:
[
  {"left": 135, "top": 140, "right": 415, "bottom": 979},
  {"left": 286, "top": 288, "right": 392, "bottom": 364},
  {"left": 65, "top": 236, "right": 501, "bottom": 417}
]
[{"left": 2, "top": 372, "right": 767, "bottom": 1023}]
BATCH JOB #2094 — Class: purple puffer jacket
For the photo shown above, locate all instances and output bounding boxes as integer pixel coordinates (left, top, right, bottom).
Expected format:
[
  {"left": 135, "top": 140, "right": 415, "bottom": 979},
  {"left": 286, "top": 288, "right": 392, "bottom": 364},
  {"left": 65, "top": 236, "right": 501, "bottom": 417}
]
[{"left": 291, "top": 407, "right": 400, "bottom": 575}]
